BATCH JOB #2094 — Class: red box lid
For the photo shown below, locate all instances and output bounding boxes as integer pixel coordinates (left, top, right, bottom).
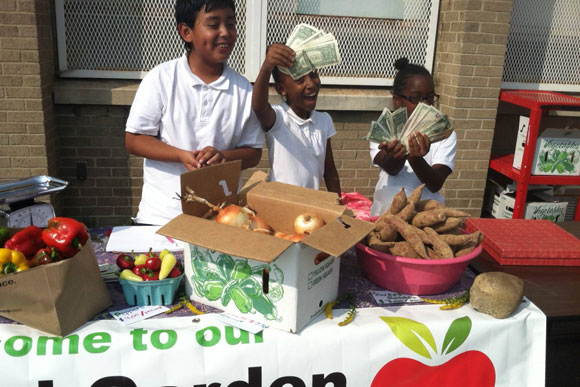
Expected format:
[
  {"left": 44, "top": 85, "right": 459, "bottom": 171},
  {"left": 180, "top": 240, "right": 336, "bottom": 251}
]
[{"left": 465, "top": 218, "right": 580, "bottom": 266}]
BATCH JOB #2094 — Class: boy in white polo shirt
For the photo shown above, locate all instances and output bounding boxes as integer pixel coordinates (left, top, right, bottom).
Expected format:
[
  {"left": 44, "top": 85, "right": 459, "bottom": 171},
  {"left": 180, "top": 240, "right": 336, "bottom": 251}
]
[
  {"left": 252, "top": 43, "right": 341, "bottom": 197},
  {"left": 125, "top": 0, "right": 263, "bottom": 225}
]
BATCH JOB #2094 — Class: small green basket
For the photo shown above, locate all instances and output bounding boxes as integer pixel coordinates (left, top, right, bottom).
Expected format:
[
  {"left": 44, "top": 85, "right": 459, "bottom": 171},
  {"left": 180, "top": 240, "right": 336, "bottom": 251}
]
[{"left": 119, "top": 275, "right": 184, "bottom": 306}]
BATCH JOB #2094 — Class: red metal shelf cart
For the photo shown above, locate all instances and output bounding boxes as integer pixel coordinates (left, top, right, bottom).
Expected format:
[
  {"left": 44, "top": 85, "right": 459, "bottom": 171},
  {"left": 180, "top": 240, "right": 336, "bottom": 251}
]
[{"left": 489, "top": 90, "right": 580, "bottom": 221}]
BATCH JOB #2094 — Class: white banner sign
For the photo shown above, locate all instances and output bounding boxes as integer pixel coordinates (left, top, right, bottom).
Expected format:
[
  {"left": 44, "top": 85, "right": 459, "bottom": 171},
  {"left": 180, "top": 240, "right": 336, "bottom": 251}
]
[{"left": 0, "top": 302, "right": 545, "bottom": 387}]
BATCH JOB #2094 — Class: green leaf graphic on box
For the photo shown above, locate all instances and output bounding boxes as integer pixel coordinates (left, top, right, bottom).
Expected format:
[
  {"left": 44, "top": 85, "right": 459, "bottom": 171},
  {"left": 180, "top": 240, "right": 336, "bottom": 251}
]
[
  {"left": 380, "top": 316, "right": 473, "bottom": 359},
  {"left": 538, "top": 149, "right": 575, "bottom": 174},
  {"left": 441, "top": 316, "right": 472, "bottom": 355},
  {"left": 380, "top": 317, "right": 437, "bottom": 359},
  {"left": 189, "top": 248, "right": 284, "bottom": 319}
]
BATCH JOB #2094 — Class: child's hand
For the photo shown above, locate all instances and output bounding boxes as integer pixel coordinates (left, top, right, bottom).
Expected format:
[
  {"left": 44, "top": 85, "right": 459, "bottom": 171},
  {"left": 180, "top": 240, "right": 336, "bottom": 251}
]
[
  {"left": 407, "top": 132, "right": 430, "bottom": 158},
  {"left": 194, "top": 146, "right": 226, "bottom": 167},
  {"left": 178, "top": 150, "right": 203, "bottom": 171},
  {"left": 378, "top": 139, "right": 406, "bottom": 159},
  {"left": 264, "top": 43, "right": 295, "bottom": 71}
]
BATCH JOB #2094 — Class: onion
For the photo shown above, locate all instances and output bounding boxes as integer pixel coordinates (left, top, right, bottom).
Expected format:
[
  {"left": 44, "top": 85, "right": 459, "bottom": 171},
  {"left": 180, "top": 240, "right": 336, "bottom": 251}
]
[
  {"left": 243, "top": 215, "right": 273, "bottom": 235},
  {"left": 294, "top": 213, "right": 325, "bottom": 235},
  {"left": 215, "top": 205, "right": 253, "bottom": 228},
  {"left": 274, "top": 232, "right": 305, "bottom": 242}
]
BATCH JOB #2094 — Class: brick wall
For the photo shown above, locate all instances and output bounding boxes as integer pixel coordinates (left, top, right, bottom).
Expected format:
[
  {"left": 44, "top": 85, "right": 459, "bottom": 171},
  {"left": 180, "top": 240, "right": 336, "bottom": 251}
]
[
  {"left": 0, "top": 0, "right": 57, "bottom": 186},
  {"left": 434, "top": 0, "right": 514, "bottom": 216}
]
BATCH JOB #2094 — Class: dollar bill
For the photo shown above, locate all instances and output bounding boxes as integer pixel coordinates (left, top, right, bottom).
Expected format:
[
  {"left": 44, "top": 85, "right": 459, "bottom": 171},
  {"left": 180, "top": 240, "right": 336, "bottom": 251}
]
[
  {"left": 279, "top": 23, "right": 341, "bottom": 80},
  {"left": 370, "top": 102, "right": 453, "bottom": 150},
  {"left": 365, "top": 121, "right": 393, "bottom": 143}
]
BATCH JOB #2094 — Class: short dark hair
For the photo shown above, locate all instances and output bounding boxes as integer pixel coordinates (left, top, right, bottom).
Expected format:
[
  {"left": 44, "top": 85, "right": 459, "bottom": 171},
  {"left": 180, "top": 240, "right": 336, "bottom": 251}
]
[
  {"left": 175, "top": 0, "right": 236, "bottom": 51},
  {"left": 392, "top": 57, "right": 432, "bottom": 96}
]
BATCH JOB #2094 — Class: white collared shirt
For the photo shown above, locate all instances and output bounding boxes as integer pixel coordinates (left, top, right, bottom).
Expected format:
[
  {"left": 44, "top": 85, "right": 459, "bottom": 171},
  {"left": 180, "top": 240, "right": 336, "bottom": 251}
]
[
  {"left": 126, "top": 53, "right": 263, "bottom": 225},
  {"left": 369, "top": 131, "right": 457, "bottom": 216},
  {"left": 265, "top": 102, "right": 336, "bottom": 189}
]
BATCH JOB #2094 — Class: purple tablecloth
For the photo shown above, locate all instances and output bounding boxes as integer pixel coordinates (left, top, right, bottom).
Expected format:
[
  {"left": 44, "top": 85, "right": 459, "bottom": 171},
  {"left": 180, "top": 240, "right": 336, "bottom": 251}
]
[{"left": 0, "top": 227, "right": 475, "bottom": 325}]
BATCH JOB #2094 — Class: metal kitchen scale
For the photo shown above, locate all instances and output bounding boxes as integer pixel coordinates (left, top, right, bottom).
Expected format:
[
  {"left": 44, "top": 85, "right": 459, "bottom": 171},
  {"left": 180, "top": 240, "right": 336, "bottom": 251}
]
[{"left": 0, "top": 176, "right": 69, "bottom": 228}]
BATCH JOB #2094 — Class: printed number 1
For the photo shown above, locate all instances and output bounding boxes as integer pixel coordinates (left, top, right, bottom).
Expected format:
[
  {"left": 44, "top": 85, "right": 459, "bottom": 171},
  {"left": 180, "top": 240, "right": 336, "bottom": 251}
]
[{"left": 219, "top": 180, "right": 232, "bottom": 196}]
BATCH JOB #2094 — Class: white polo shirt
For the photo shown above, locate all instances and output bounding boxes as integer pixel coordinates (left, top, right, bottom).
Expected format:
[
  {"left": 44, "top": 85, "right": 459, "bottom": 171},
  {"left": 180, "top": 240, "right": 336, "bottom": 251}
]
[
  {"left": 369, "top": 131, "right": 457, "bottom": 216},
  {"left": 126, "top": 53, "right": 263, "bottom": 225},
  {"left": 266, "top": 102, "right": 336, "bottom": 189}
]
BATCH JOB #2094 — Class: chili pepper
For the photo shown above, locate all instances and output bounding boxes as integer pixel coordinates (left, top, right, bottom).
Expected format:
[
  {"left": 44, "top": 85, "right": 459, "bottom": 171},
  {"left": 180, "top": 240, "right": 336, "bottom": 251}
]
[
  {"left": 41, "top": 217, "right": 89, "bottom": 258},
  {"left": 159, "top": 252, "right": 177, "bottom": 280},
  {"left": 116, "top": 252, "right": 135, "bottom": 271},
  {"left": 119, "top": 269, "right": 143, "bottom": 282},
  {"left": 145, "top": 256, "right": 161, "bottom": 272},
  {"left": 4, "top": 226, "right": 44, "bottom": 259},
  {"left": 30, "top": 247, "right": 63, "bottom": 267},
  {"left": 0, "top": 248, "right": 29, "bottom": 275},
  {"left": 0, "top": 226, "right": 11, "bottom": 247}
]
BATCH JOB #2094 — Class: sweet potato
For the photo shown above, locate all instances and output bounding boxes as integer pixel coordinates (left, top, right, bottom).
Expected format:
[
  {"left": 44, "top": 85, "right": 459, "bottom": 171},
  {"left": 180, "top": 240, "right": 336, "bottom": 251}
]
[
  {"left": 366, "top": 232, "right": 396, "bottom": 253},
  {"left": 424, "top": 227, "right": 454, "bottom": 259},
  {"left": 438, "top": 231, "right": 483, "bottom": 247},
  {"left": 426, "top": 247, "right": 441, "bottom": 260},
  {"left": 411, "top": 224, "right": 432, "bottom": 245},
  {"left": 374, "top": 220, "right": 398, "bottom": 242},
  {"left": 442, "top": 208, "right": 471, "bottom": 218},
  {"left": 386, "top": 188, "right": 407, "bottom": 215},
  {"left": 389, "top": 241, "right": 419, "bottom": 258},
  {"left": 431, "top": 217, "right": 463, "bottom": 233},
  {"left": 385, "top": 215, "right": 428, "bottom": 259},
  {"left": 407, "top": 184, "right": 425, "bottom": 206},
  {"left": 416, "top": 199, "right": 444, "bottom": 212},
  {"left": 411, "top": 209, "right": 447, "bottom": 228},
  {"left": 396, "top": 202, "right": 416, "bottom": 222},
  {"left": 454, "top": 242, "right": 478, "bottom": 257}
]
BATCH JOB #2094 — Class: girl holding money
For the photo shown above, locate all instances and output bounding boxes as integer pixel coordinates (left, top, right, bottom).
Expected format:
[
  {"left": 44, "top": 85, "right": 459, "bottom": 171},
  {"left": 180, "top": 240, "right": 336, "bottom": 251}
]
[
  {"left": 369, "top": 58, "right": 457, "bottom": 216},
  {"left": 252, "top": 43, "right": 341, "bottom": 197}
]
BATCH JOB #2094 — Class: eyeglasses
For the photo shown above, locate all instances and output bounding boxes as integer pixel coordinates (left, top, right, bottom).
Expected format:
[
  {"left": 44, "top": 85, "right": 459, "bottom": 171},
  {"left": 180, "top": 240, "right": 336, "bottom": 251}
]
[{"left": 396, "top": 93, "right": 440, "bottom": 105}]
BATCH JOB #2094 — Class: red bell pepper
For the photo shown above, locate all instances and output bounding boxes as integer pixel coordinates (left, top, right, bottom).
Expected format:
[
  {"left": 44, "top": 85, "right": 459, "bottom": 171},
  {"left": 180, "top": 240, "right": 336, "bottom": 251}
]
[
  {"left": 30, "top": 247, "right": 63, "bottom": 267},
  {"left": 145, "top": 257, "right": 161, "bottom": 272},
  {"left": 116, "top": 252, "right": 135, "bottom": 271},
  {"left": 41, "top": 217, "right": 89, "bottom": 258},
  {"left": 168, "top": 261, "right": 184, "bottom": 278},
  {"left": 4, "top": 226, "right": 45, "bottom": 259},
  {"left": 142, "top": 270, "right": 159, "bottom": 281}
]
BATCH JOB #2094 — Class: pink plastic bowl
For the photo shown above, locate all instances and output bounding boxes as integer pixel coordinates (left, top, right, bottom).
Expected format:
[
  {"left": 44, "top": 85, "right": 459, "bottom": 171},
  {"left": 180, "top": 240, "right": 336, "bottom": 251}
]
[{"left": 355, "top": 232, "right": 482, "bottom": 295}]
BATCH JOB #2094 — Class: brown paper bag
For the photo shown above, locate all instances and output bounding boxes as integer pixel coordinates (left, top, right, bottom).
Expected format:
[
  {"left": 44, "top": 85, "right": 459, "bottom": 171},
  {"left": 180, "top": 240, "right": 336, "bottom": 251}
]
[{"left": 0, "top": 240, "right": 112, "bottom": 336}]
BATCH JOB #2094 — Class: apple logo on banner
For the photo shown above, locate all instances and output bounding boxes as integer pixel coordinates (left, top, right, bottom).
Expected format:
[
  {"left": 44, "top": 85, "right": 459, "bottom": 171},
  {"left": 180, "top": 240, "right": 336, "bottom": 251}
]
[{"left": 372, "top": 316, "right": 495, "bottom": 387}]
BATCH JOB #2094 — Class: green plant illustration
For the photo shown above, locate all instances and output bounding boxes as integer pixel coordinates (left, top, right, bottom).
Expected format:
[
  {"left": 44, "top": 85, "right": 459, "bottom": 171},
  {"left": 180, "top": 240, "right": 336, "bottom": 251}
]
[
  {"left": 189, "top": 246, "right": 284, "bottom": 321},
  {"left": 379, "top": 316, "right": 472, "bottom": 359},
  {"left": 538, "top": 149, "right": 576, "bottom": 174}
]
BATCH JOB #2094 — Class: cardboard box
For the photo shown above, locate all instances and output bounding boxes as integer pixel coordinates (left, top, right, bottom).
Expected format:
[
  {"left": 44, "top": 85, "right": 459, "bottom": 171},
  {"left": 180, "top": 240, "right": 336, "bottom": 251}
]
[
  {"left": 512, "top": 115, "right": 529, "bottom": 170},
  {"left": 531, "top": 128, "right": 580, "bottom": 175},
  {"left": 0, "top": 240, "right": 112, "bottom": 336},
  {"left": 158, "top": 161, "right": 374, "bottom": 333},
  {"left": 497, "top": 189, "right": 568, "bottom": 222}
]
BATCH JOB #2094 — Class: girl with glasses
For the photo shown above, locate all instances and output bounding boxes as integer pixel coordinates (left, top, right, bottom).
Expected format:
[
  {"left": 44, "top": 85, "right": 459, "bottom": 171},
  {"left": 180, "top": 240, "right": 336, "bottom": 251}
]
[{"left": 369, "top": 57, "right": 457, "bottom": 216}]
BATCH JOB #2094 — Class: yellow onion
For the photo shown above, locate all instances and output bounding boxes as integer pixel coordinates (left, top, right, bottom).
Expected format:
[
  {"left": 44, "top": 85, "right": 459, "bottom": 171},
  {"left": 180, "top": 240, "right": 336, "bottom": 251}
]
[
  {"left": 274, "top": 232, "right": 305, "bottom": 242},
  {"left": 215, "top": 205, "right": 253, "bottom": 228},
  {"left": 294, "top": 213, "right": 325, "bottom": 235}
]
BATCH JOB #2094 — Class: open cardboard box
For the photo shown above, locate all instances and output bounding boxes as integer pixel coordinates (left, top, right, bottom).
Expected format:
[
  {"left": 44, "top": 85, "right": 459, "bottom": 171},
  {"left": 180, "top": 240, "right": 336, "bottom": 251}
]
[{"left": 158, "top": 161, "right": 374, "bottom": 333}]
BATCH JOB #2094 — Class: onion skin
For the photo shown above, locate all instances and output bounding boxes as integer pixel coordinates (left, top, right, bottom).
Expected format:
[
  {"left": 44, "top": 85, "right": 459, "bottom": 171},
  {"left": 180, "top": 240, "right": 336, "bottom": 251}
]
[
  {"left": 294, "top": 213, "right": 325, "bottom": 235},
  {"left": 274, "top": 232, "right": 305, "bottom": 242},
  {"left": 243, "top": 215, "right": 273, "bottom": 235}
]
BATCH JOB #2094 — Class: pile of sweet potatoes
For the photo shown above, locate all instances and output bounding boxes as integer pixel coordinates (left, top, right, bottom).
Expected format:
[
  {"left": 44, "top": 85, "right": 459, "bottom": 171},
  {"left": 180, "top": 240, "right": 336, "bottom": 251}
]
[{"left": 365, "top": 184, "right": 483, "bottom": 259}]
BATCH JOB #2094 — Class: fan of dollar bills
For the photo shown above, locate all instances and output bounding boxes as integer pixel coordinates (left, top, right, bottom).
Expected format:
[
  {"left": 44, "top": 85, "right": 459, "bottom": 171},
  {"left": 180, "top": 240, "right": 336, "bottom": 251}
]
[
  {"left": 279, "top": 23, "right": 341, "bottom": 80},
  {"left": 365, "top": 103, "right": 453, "bottom": 150}
]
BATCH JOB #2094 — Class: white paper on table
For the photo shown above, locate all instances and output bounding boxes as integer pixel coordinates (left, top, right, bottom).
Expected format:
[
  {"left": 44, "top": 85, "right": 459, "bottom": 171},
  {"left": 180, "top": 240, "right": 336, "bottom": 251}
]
[
  {"left": 105, "top": 225, "right": 184, "bottom": 252},
  {"left": 211, "top": 312, "right": 268, "bottom": 334},
  {"left": 371, "top": 290, "right": 423, "bottom": 305},
  {"left": 110, "top": 305, "right": 170, "bottom": 325}
]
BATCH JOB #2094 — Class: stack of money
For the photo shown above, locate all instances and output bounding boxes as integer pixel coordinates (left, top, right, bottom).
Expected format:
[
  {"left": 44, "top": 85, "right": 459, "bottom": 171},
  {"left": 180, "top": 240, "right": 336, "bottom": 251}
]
[
  {"left": 279, "top": 23, "right": 341, "bottom": 80},
  {"left": 366, "top": 103, "right": 453, "bottom": 150}
]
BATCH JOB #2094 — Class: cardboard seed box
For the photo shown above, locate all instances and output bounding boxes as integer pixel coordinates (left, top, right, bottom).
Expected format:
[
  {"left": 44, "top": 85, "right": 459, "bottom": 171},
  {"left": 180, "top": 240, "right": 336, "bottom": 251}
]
[
  {"left": 158, "top": 161, "right": 374, "bottom": 333},
  {"left": 0, "top": 240, "right": 112, "bottom": 336}
]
